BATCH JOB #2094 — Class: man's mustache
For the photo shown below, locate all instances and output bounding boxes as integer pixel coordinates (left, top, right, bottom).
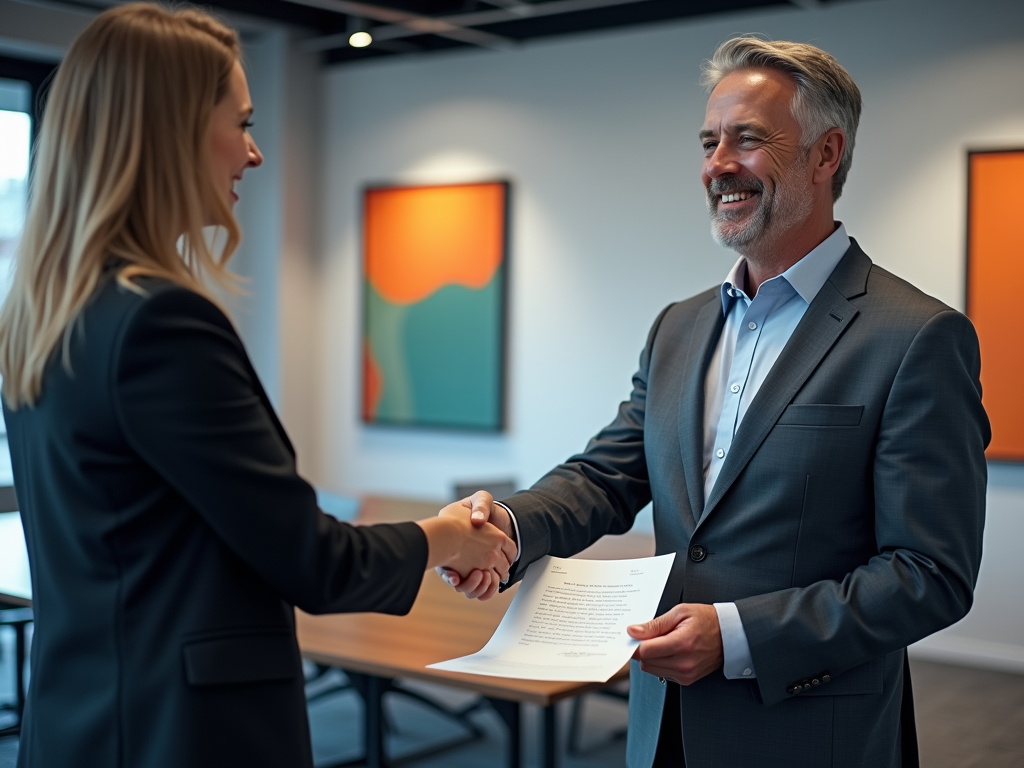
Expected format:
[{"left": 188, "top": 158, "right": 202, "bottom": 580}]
[{"left": 707, "top": 177, "right": 766, "bottom": 197}]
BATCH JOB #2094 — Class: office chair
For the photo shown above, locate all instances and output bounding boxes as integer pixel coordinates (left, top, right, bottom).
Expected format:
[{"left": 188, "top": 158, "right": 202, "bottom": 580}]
[{"left": 0, "top": 605, "right": 32, "bottom": 738}]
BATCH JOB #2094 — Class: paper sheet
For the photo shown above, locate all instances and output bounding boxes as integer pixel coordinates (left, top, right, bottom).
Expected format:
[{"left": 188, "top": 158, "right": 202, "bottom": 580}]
[{"left": 429, "top": 553, "right": 675, "bottom": 682}]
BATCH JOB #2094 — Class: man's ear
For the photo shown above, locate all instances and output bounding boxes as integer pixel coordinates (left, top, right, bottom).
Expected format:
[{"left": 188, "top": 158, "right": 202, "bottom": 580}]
[{"left": 812, "top": 128, "right": 845, "bottom": 187}]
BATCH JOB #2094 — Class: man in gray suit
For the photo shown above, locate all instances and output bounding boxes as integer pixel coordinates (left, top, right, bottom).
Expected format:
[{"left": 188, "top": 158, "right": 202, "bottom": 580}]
[{"left": 443, "top": 37, "right": 988, "bottom": 767}]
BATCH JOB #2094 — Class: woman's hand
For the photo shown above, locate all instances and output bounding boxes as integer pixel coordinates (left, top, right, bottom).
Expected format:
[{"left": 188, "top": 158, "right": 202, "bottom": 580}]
[
  {"left": 416, "top": 498, "right": 517, "bottom": 601},
  {"left": 433, "top": 491, "right": 517, "bottom": 601}
]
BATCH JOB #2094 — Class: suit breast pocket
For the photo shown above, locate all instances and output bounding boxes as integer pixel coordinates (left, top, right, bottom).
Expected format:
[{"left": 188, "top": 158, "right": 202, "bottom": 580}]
[{"left": 777, "top": 404, "right": 864, "bottom": 427}]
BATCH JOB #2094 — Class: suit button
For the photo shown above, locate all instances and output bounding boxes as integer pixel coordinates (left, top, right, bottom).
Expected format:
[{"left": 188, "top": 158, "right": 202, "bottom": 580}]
[
  {"left": 822, "top": 673, "right": 831, "bottom": 683},
  {"left": 689, "top": 545, "right": 707, "bottom": 562}
]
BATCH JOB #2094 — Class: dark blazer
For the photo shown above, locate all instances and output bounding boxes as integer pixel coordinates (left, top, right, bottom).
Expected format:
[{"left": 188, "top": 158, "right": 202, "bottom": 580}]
[
  {"left": 503, "top": 241, "right": 989, "bottom": 768},
  {"left": 4, "top": 275, "right": 429, "bottom": 768}
]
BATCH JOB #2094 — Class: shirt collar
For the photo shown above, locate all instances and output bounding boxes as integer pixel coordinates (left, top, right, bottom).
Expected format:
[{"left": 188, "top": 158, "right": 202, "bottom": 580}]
[{"left": 719, "top": 222, "right": 851, "bottom": 314}]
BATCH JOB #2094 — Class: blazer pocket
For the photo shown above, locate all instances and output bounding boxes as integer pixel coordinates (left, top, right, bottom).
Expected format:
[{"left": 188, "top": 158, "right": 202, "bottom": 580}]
[
  {"left": 182, "top": 629, "right": 301, "bottom": 687},
  {"left": 777, "top": 404, "right": 864, "bottom": 427}
]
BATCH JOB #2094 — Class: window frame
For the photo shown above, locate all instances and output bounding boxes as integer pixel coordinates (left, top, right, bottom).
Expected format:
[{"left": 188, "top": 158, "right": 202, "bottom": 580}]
[{"left": 0, "top": 54, "right": 58, "bottom": 139}]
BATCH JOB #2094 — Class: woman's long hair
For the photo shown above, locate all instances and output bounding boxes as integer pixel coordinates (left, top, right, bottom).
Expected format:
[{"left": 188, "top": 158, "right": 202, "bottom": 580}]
[{"left": 0, "top": 3, "right": 243, "bottom": 407}]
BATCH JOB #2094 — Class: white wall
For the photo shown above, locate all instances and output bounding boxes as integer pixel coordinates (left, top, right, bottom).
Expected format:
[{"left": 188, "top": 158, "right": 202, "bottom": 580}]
[
  {"left": 305, "top": 0, "right": 1024, "bottom": 670},
  {"left": 231, "top": 29, "right": 287, "bottom": 408}
]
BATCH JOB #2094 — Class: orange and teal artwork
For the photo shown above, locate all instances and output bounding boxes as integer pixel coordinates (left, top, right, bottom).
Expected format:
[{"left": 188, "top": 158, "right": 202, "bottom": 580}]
[
  {"left": 362, "top": 181, "right": 508, "bottom": 430},
  {"left": 966, "top": 149, "right": 1024, "bottom": 460}
]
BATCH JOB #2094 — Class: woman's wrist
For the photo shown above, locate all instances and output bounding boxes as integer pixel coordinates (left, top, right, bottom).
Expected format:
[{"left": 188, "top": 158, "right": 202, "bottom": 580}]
[{"left": 415, "top": 516, "right": 456, "bottom": 571}]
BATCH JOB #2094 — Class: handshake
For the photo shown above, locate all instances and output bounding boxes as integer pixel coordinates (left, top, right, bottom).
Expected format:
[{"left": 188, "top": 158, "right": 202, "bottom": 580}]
[{"left": 414, "top": 491, "right": 517, "bottom": 602}]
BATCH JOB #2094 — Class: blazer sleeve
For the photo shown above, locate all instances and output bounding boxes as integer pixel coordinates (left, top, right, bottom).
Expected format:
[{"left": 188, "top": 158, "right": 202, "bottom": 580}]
[
  {"left": 736, "top": 308, "right": 990, "bottom": 705},
  {"left": 112, "top": 285, "right": 428, "bottom": 616},
  {"left": 501, "top": 304, "right": 674, "bottom": 582}
]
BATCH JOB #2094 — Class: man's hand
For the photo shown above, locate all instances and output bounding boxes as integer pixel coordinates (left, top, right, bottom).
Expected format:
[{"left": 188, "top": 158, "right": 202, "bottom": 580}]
[
  {"left": 627, "top": 603, "right": 724, "bottom": 685},
  {"left": 435, "top": 491, "right": 516, "bottom": 601}
]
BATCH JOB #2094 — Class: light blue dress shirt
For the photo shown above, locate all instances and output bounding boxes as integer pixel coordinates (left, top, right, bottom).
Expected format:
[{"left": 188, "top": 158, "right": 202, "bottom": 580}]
[
  {"left": 500, "top": 222, "right": 851, "bottom": 681},
  {"left": 708, "top": 222, "right": 850, "bottom": 679}
]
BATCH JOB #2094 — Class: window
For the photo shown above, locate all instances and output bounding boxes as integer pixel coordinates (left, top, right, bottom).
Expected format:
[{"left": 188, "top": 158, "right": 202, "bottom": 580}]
[{"left": 0, "top": 77, "right": 32, "bottom": 487}]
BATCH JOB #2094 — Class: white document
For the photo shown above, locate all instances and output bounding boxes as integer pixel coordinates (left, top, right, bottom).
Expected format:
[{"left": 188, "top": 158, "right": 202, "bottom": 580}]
[{"left": 429, "top": 553, "right": 675, "bottom": 682}]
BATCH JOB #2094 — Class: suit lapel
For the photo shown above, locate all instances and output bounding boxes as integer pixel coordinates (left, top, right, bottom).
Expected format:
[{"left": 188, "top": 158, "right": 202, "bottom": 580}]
[
  {"left": 698, "top": 242, "right": 871, "bottom": 524},
  {"left": 234, "top": 330, "right": 297, "bottom": 459},
  {"left": 678, "top": 294, "right": 727, "bottom": 523}
]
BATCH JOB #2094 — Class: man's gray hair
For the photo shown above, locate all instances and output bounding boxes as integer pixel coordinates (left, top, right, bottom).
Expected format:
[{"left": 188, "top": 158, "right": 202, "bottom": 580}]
[{"left": 702, "top": 37, "right": 862, "bottom": 201}]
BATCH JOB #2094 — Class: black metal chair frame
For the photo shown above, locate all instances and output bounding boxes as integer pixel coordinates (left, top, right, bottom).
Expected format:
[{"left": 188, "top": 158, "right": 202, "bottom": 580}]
[
  {"left": 305, "top": 663, "right": 487, "bottom": 767},
  {"left": 0, "top": 606, "right": 32, "bottom": 739},
  {"left": 566, "top": 683, "right": 629, "bottom": 755}
]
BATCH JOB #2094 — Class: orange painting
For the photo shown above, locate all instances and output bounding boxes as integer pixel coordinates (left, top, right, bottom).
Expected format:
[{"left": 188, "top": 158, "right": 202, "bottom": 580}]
[
  {"left": 966, "top": 150, "right": 1024, "bottom": 460},
  {"left": 362, "top": 181, "right": 508, "bottom": 430},
  {"left": 364, "top": 183, "right": 505, "bottom": 305}
]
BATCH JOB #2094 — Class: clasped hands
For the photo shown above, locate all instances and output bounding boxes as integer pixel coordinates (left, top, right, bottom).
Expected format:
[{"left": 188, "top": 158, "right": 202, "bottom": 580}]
[
  {"left": 416, "top": 491, "right": 517, "bottom": 602},
  {"left": 432, "top": 491, "right": 725, "bottom": 684}
]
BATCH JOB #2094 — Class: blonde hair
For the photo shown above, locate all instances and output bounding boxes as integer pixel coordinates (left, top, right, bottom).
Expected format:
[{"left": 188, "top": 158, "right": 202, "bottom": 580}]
[
  {"left": 702, "top": 37, "right": 862, "bottom": 201},
  {"left": 0, "top": 2, "right": 243, "bottom": 407}
]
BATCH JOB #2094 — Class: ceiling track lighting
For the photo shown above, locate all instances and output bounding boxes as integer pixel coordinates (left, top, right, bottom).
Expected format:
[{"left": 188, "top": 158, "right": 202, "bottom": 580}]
[{"left": 348, "top": 30, "right": 372, "bottom": 47}]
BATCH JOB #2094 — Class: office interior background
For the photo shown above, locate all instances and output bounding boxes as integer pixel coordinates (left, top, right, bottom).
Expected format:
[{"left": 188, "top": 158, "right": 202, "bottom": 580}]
[{"left": 1, "top": 0, "right": 1022, "bottom": 765}]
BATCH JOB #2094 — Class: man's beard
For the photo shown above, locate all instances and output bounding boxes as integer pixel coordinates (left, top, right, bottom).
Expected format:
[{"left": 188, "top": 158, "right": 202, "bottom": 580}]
[{"left": 706, "top": 160, "right": 813, "bottom": 256}]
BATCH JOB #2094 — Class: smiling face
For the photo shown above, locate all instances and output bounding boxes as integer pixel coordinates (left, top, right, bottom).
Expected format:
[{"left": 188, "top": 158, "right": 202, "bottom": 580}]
[
  {"left": 207, "top": 61, "right": 262, "bottom": 222},
  {"left": 700, "top": 68, "right": 814, "bottom": 258}
]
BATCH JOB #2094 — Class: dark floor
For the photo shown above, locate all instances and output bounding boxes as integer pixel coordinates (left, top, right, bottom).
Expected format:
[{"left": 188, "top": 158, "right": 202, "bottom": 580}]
[
  {"left": 1, "top": 641, "right": 1022, "bottom": 767},
  {"left": 912, "top": 659, "right": 1024, "bottom": 768}
]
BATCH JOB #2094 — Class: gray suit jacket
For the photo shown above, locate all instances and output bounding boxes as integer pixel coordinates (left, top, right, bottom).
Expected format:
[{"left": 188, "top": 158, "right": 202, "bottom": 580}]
[{"left": 503, "top": 240, "right": 989, "bottom": 768}]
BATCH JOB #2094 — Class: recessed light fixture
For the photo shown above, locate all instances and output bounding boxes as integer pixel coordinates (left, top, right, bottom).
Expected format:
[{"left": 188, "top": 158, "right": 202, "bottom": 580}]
[{"left": 349, "top": 31, "right": 372, "bottom": 48}]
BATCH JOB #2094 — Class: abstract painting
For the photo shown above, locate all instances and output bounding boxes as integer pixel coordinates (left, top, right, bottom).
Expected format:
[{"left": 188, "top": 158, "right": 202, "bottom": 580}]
[
  {"left": 362, "top": 181, "right": 508, "bottom": 431},
  {"left": 966, "top": 149, "right": 1024, "bottom": 460}
]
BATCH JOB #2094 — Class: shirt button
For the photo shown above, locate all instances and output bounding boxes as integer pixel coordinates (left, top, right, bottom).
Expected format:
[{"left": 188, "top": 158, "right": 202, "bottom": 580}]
[
  {"left": 730, "top": 384, "right": 740, "bottom": 393},
  {"left": 743, "top": 668, "right": 752, "bottom": 676},
  {"left": 716, "top": 448, "right": 725, "bottom": 458},
  {"left": 748, "top": 321, "right": 757, "bottom": 330}
]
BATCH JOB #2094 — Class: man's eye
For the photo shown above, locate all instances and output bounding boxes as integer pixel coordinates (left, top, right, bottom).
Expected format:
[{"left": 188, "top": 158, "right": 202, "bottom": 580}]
[
  {"left": 242, "top": 120, "right": 254, "bottom": 130},
  {"left": 703, "top": 142, "right": 717, "bottom": 153}
]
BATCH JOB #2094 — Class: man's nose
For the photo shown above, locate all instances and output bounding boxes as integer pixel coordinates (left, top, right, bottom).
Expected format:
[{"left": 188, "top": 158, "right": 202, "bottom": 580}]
[{"left": 705, "top": 142, "right": 739, "bottom": 178}]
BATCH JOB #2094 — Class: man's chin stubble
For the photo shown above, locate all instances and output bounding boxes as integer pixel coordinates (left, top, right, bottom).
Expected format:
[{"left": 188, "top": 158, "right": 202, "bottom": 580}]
[{"left": 710, "top": 206, "right": 772, "bottom": 255}]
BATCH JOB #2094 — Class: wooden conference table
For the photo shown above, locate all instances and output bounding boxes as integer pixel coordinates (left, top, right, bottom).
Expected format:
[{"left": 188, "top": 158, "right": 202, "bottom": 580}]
[
  {"left": 299, "top": 497, "right": 655, "bottom": 768},
  {"left": 0, "top": 499, "right": 656, "bottom": 768},
  {"left": 0, "top": 511, "right": 31, "bottom": 608}
]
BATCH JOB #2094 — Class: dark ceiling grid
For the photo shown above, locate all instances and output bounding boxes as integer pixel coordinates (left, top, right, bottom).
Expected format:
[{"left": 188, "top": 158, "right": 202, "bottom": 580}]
[
  {"left": 306, "top": 0, "right": 808, "bottom": 64},
  {"left": 201, "top": 0, "right": 347, "bottom": 30},
  {"left": 471, "top": 0, "right": 792, "bottom": 40},
  {"left": 28, "top": 0, "right": 860, "bottom": 64}
]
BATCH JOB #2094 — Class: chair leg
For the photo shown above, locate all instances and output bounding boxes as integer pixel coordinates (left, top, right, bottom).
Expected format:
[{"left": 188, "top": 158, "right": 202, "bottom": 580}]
[
  {"left": 14, "top": 622, "right": 26, "bottom": 718},
  {"left": 567, "top": 697, "right": 584, "bottom": 755},
  {"left": 0, "top": 619, "right": 29, "bottom": 738}
]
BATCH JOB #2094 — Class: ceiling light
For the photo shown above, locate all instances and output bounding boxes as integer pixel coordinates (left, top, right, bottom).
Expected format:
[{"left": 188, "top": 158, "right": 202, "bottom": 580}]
[{"left": 349, "top": 31, "right": 372, "bottom": 48}]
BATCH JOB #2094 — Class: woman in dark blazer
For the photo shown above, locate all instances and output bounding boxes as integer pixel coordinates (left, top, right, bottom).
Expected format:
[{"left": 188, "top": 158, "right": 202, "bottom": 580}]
[{"left": 0, "top": 5, "right": 515, "bottom": 767}]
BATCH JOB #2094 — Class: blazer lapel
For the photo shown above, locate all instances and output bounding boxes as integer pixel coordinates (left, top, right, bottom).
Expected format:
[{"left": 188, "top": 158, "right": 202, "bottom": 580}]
[
  {"left": 698, "top": 242, "right": 871, "bottom": 524},
  {"left": 235, "top": 332, "right": 297, "bottom": 459},
  {"left": 678, "top": 294, "right": 727, "bottom": 524}
]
